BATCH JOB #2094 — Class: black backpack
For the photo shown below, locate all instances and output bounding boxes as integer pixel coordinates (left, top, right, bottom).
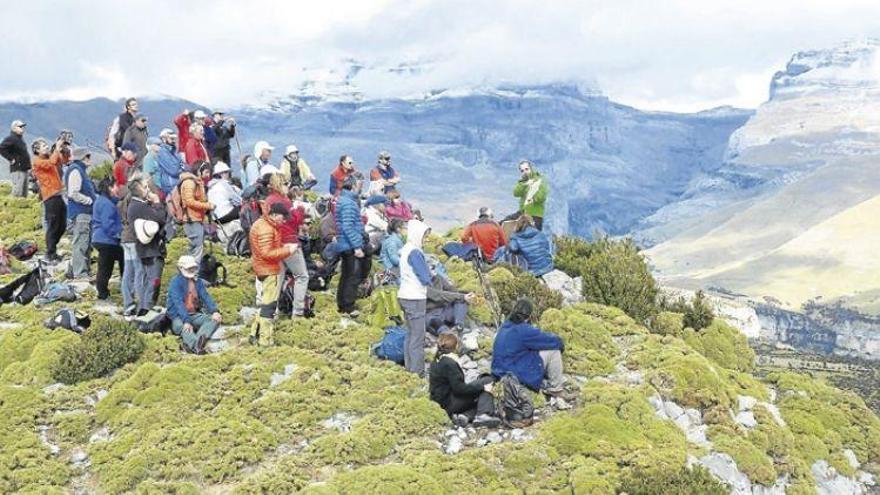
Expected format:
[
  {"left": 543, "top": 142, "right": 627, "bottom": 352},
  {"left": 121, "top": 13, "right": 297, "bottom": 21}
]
[
  {"left": 9, "top": 240, "right": 38, "bottom": 261},
  {"left": 277, "top": 273, "right": 315, "bottom": 318},
  {"left": 199, "top": 253, "right": 227, "bottom": 287},
  {"left": 132, "top": 307, "right": 171, "bottom": 335},
  {"left": 225, "top": 230, "right": 251, "bottom": 257},
  {"left": 45, "top": 308, "right": 91, "bottom": 334},
  {"left": 500, "top": 373, "right": 535, "bottom": 427}
]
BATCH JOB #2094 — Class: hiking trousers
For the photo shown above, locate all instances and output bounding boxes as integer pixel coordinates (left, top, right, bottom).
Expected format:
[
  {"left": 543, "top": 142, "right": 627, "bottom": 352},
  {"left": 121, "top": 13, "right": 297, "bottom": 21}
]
[
  {"left": 447, "top": 391, "right": 496, "bottom": 421},
  {"left": 121, "top": 243, "right": 141, "bottom": 310},
  {"left": 172, "top": 313, "right": 219, "bottom": 353},
  {"left": 93, "top": 242, "right": 124, "bottom": 300},
  {"left": 540, "top": 350, "right": 565, "bottom": 394},
  {"left": 139, "top": 256, "right": 164, "bottom": 311},
  {"left": 282, "top": 248, "right": 309, "bottom": 315},
  {"left": 44, "top": 195, "right": 66, "bottom": 257},
  {"left": 68, "top": 213, "right": 92, "bottom": 278},
  {"left": 337, "top": 249, "right": 360, "bottom": 313},
  {"left": 183, "top": 222, "right": 205, "bottom": 264},
  {"left": 399, "top": 298, "right": 427, "bottom": 376},
  {"left": 11, "top": 171, "right": 28, "bottom": 197},
  {"left": 251, "top": 273, "right": 281, "bottom": 346}
]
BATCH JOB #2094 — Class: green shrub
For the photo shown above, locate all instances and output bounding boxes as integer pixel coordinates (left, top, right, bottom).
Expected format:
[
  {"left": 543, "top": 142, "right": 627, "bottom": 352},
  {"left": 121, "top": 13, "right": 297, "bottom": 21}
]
[
  {"left": 491, "top": 265, "right": 562, "bottom": 321},
  {"left": 51, "top": 319, "right": 146, "bottom": 384},
  {"left": 88, "top": 160, "right": 114, "bottom": 181},
  {"left": 618, "top": 465, "right": 727, "bottom": 495},
  {"left": 683, "top": 319, "right": 754, "bottom": 372},
  {"left": 579, "top": 237, "right": 658, "bottom": 323},
  {"left": 652, "top": 311, "right": 685, "bottom": 337},
  {"left": 683, "top": 291, "right": 715, "bottom": 331},
  {"left": 553, "top": 235, "right": 594, "bottom": 277}
]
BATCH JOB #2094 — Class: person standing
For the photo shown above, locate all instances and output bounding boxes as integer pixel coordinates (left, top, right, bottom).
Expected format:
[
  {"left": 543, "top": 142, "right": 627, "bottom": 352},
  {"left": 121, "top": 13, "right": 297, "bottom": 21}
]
[
  {"left": 249, "top": 202, "right": 297, "bottom": 346},
  {"left": 178, "top": 170, "right": 214, "bottom": 263},
  {"left": 461, "top": 207, "right": 507, "bottom": 261},
  {"left": 174, "top": 108, "right": 205, "bottom": 153},
  {"left": 0, "top": 120, "right": 31, "bottom": 197},
  {"left": 122, "top": 114, "right": 149, "bottom": 166},
  {"left": 31, "top": 137, "right": 67, "bottom": 262},
  {"left": 183, "top": 124, "right": 209, "bottom": 168},
  {"left": 113, "top": 143, "right": 139, "bottom": 186},
  {"left": 64, "top": 147, "right": 96, "bottom": 280},
  {"left": 211, "top": 112, "right": 235, "bottom": 166},
  {"left": 117, "top": 181, "right": 140, "bottom": 316},
  {"left": 111, "top": 98, "right": 138, "bottom": 158},
  {"left": 398, "top": 219, "right": 433, "bottom": 376},
  {"left": 141, "top": 137, "right": 162, "bottom": 189},
  {"left": 167, "top": 255, "right": 221, "bottom": 354},
  {"left": 512, "top": 160, "right": 549, "bottom": 230},
  {"left": 156, "top": 129, "right": 185, "bottom": 198},
  {"left": 265, "top": 174, "right": 309, "bottom": 317},
  {"left": 334, "top": 175, "right": 368, "bottom": 316},
  {"left": 128, "top": 174, "right": 167, "bottom": 314},
  {"left": 91, "top": 178, "right": 124, "bottom": 301}
]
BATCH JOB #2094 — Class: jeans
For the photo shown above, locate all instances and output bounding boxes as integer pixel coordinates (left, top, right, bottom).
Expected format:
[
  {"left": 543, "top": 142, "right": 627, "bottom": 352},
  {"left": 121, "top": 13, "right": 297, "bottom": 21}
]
[
  {"left": 539, "top": 350, "right": 565, "bottom": 394},
  {"left": 282, "top": 248, "right": 309, "bottom": 315},
  {"left": 11, "top": 170, "right": 28, "bottom": 197},
  {"left": 172, "top": 313, "right": 219, "bottom": 353},
  {"left": 121, "top": 243, "right": 141, "bottom": 310},
  {"left": 68, "top": 213, "right": 92, "bottom": 278},
  {"left": 139, "top": 256, "right": 164, "bottom": 311},
  {"left": 183, "top": 222, "right": 205, "bottom": 263},
  {"left": 93, "top": 242, "right": 124, "bottom": 299},
  {"left": 44, "top": 195, "right": 66, "bottom": 257},
  {"left": 399, "top": 298, "right": 427, "bottom": 376},
  {"left": 426, "top": 301, "right": 468, "bottom": 334}
]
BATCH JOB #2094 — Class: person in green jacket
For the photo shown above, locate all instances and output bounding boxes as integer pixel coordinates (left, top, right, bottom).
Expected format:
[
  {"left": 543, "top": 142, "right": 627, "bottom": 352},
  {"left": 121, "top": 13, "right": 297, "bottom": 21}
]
[{"left": 512, "top": 160, "right": 548, "bottom": 230}]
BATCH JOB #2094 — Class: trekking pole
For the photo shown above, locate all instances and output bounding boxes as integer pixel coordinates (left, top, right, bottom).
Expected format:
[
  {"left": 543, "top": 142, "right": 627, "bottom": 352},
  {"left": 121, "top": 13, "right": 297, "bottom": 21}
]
[{"left": 472, "top": 248, "right": 502, "bottom": 328}]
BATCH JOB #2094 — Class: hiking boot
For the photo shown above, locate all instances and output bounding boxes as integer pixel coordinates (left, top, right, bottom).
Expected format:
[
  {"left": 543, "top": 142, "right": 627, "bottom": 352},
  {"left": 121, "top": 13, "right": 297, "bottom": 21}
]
[
  {"left": 195, "top": 334, "right": 209, "bottom": 355},
  {"left": 472, "top": 414, "right": 501, "bottom": 428},
  {"left": 248, "top": 335, "right": 258, "bottom": 346},
  {"left": 452, "top": 414, "right": 470, "bottom": 428}
]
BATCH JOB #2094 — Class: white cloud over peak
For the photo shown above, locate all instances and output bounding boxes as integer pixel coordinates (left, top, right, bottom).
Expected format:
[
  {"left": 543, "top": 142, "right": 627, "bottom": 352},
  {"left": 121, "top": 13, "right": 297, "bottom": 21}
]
[{"left": 2, "top": 0, "right": 880, "bottom": 112}]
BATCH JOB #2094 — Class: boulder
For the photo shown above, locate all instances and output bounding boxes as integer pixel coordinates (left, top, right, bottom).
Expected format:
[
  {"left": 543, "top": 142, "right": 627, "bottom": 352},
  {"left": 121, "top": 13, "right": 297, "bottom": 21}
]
[{"left": 541, "top": 269, "right": 584, "bottom": 305}]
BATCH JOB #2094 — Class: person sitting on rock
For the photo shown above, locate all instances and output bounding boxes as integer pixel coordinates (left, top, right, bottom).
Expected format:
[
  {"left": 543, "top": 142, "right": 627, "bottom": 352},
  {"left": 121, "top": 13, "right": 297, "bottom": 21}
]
[
  {"left": 384, "top": 189, "right": 415, "bottom": 222},
  {"left": 430, "top": 332, "right": 501, "bottom": 428},
  {"left": 167, "top": 255, "right": 221, "bottom": 354},
  {"left": 491, "top": 297, "right": 570, "bottom": 409},
  {"left": 461, "top": 207, "right": 507, "bottom": 262},
  {"left": 426, "top": 262, "right": 475, "bottom": 336},
  {"left": 507, "top": 214, "right": 553, "bottom": 277}
]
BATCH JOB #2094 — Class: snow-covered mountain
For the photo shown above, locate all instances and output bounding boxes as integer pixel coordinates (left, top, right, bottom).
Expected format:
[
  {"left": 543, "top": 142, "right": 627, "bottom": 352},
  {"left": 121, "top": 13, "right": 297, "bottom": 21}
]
[{"left": 1, "top": 81, "right": 749, "bottom": 236}]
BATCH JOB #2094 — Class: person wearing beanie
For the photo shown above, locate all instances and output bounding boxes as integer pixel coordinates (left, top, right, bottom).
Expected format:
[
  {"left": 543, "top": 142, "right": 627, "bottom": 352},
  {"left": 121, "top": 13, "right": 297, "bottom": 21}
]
[
  {"left": 397, "top": 219, "right": 433, "bottom": 376},
  {"left": 264, "top": 173, "right": 309, "bottom": 317},
  {"left": 429, "top": 332, "right": 501, "bottom": 428},
  {"left": 461, "top": 206, "right": 507, "bottom": 262},
  {"left": 122, "top": 114, "right": 149, "bottom": 166},
  {"left": 1, "top": 120, "right": 31, "bottom": 197},
  {"left": 491, "top": 297, "right": 569, "bottom": 409},
  {"left": 166, "top": 255, "right": 221, "bottom": 354},
  {"left": 249, "top": 200, "right": 298, "bottom": 346}
]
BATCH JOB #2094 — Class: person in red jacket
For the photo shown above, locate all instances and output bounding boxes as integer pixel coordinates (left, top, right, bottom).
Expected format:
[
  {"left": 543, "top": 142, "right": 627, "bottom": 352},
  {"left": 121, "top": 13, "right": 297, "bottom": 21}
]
[
  {"left": 184, "top": 123, "right": 209, "bottom": 167},
  {"left": 174, "top": 109, "right": 205, "bottom": 152},
  {"left": 461, "top": 207, "right": 507, "bottom": 261},
  {"left": 264, "top": 173, "right": 310, "bottom": 316},
  {"left": 328, "top": 155, "right": 357, "bottom": 196},
  {"left": 113, "top": 143, "right": 139, "bottom": 186}
]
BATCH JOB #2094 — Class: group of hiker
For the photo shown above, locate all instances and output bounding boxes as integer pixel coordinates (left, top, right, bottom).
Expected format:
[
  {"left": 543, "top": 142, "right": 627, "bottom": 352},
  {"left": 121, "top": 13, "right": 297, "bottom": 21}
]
[{"left": 1, "top": 100, "right": 572, "bottom": 426}]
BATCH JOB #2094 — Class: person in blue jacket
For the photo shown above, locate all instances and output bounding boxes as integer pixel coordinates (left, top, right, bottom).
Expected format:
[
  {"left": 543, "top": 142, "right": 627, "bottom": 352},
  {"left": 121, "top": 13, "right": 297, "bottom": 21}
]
[
  {"left": 334, "top": 175, "right": 370, "bottom": 315},
  {"left": 166, "top": 255, "right": 221, "bottom": 354},
  {"left": 491, "top": 297, "right": 568, "bottom": 407},
  {"left": 380, "top": 218, "right": 406, "bottom": 274},
  {"left": 156, "top": 129, "right": 186, "bottom": 197},
  {"left": 91, "top": 177, "right": 124, "bottom": 300},
  {"left": 507, "top": 214, "right": 553, "bottom": 277}
]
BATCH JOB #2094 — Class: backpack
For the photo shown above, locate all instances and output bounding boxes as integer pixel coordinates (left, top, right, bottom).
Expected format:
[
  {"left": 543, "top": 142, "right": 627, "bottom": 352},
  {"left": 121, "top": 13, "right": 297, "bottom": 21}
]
[
  {"left": 369, "top": 286, "right": 404, "bottom": 328},
  {"left": 0, "top": 265, "right": 46, "bottom": 305},
  {"left": 199, "top": 253, "right": 227, "bottom": 287},
  {"left": 45, "top": 308, "right": 91, "bottom": 334},
  {"left": 277, "top": 273, "right": 316, "bottom": 318},
  {"left": 35, "top": 282, "right": 78, "bottom": 305},
  {"left": 225, "top": 230, "right": 251, "bottom": 257},
  {"left": 9, "top": 240, "right": 38, "bottom": 261},
  {"left": 372, "top": 326, "right": 406, "bottom": 365},
  {"left": 168, "top": 177, "right": 197, "bottom": 224},
  {"left": 500, "top": 374, "right": 535, "bottom": 427},
  {"left": 132, "top": 306, "right": 171, "bottom": 335}
]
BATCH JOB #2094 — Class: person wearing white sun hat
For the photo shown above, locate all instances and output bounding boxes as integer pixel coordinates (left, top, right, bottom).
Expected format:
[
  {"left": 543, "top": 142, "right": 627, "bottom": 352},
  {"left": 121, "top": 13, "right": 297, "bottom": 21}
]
[{"left": 166, "top": 254, "right": 221, "bottom": 354}]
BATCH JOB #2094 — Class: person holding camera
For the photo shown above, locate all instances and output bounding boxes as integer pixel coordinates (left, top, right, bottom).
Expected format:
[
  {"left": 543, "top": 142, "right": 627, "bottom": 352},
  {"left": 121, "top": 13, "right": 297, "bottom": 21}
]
[
  {"left": 211, "top": 111, "right": 235, "bottom": 166},
  {"left": 512, "top": 160, "right": 548, "bottom": 231},
  {"left": 31, "top": 137, "right": 68, "bottom": 262}
]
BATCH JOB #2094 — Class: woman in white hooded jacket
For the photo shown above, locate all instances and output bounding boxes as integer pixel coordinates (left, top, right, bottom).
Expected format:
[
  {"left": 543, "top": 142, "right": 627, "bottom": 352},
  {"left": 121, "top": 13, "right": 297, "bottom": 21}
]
[{"left": 398, "top": 219, "right": 433, "bottom": 376}]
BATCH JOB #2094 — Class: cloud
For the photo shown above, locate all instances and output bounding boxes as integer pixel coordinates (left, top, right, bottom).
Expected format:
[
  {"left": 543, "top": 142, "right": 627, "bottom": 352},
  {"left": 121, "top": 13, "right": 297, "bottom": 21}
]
[{"left": 2, "top": 0, "right": 880, "bottom": 111}]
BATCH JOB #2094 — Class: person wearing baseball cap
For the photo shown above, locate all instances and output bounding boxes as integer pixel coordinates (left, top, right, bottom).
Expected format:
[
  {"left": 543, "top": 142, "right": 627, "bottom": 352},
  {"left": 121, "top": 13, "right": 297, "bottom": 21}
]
[
  {"left": 64, "top": 147, "right": 97, "bottom": 280},
  {"left": 166, "top": 254, "right": 222, "bottom": 354},
  {"left": 113, "top": 142, "right": 139, "bottom": 187},
  {"left": 279, "top": 144, "right": 317, "bottom": 190},
  {"left": 461, "top": 206, "right": 507, "bottom": 262},
  {"left": 248, "top": 201, "right": 298, "bottom": 346},
  {"left": 0, "top": 119, "right": 31, "bottom": 197}
]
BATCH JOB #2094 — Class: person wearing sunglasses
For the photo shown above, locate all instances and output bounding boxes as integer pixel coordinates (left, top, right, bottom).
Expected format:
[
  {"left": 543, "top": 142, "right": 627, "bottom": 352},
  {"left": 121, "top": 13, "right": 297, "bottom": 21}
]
[
  {"left": 329, "top": 154, "right": 358, "bottom": 196},
  {"left": 122, "top": 114, "right": 149, "bottom": 167}
]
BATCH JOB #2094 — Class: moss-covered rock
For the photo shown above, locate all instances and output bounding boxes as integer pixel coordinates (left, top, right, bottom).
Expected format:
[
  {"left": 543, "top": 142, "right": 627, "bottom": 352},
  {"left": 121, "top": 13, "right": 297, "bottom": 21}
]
[{"left": 682, "top": 319, "right": 755, "bottom": 372}]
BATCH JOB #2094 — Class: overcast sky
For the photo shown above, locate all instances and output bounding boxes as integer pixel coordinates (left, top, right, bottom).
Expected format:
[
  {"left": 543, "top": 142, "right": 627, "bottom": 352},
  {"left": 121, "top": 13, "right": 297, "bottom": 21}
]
[{"left": 3, "top": 0, "right": 879, "bottom": 112}]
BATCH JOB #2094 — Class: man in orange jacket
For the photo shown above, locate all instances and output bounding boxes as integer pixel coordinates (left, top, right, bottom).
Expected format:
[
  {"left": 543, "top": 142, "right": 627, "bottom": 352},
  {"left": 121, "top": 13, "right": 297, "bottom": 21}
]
[
  {"left": 178, "top": 171, "right": 214, "bottom": 263},
  {"left": 461, "top": 207, "right": 507, "bottom": 261},
  {"left": 31, "top": 137, "right": 67, "bottom": 262},
  {"left": 249, "top": 202, "right": 298, "bottom": 346}
]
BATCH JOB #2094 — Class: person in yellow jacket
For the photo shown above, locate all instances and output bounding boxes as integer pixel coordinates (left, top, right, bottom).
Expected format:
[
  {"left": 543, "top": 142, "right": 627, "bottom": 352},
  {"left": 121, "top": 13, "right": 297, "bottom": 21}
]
[
  {"left": 278, "top": 145, "right": 317, "bottom": 189},
  {"left": 248, "top": 202, "right": 298, "bottom": 346}
]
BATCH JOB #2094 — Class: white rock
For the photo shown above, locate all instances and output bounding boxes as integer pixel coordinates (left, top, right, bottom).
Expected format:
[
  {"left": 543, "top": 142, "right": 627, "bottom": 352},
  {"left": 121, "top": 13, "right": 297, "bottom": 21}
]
[
  {"left": 323, "top": 412, "right": 357, "bottom": 432},
  {"left": 812, "top": 460, "right": 868, "bottom": 495},
  {"left": 735, "top": 411, "right": 758, "bottom": 429},
  {"left": 239, "top": 307, "right": 259, "bottom": 325},
  {"left": 485, "top": 431, "right": 503, "bottom": 444},
  {"left": 89, "top": 427, "right": 111, "bottom": 444},
  {"left": 843, "top": 449, "right": 860, "bottom": 470},
  {"left": 699, "top": 453, "right": 752, "bottom": 495},
  {"left": 70, "top": 449, "right": 90, "bottom": 467},
  {"left": 42, "top": 383, "right": 65, "bottom": 394},
  {"left": 541, "top": 269, "right": 584, "bottom": 305},
  {"left": 760, "top": 403, "right": 786, "bottom": 427},
  {"left": 738, "top": 395, "right": 758, "bottom": 412},
  {"left": 461, "top": 334, "right": 479, "bottom": 353},
  {"left": 444, "top": 435, "right": 463, "bottom": 455},
  {"left": 685, "top": 408, "right": 702, "bottom": 425},
  {"left": 205, "top": 340, "right": 230, "bottom": 354},
  {"left": 685, "top": 424, "right": 709, "bottom": 447},
  {"left": 767, "top": 387, "right": 778, "bottom": 403},
  {"left": 269, "top": 363, "right": 298, "bottom": 388},
  {"left": 663, "top": 400, "right": 685, "bottom": 420}
]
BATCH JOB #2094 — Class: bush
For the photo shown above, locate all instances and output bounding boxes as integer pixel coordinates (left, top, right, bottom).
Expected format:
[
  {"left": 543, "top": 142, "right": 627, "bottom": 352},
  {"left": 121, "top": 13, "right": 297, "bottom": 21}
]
[
  {"left": 580, "top": 237, "right": 658, "bottom": 323},
  {"left": 651, "top": 311, "right": 685, "bottom": 337},
  {"left": 88, "top": 160, "right": 114, "bottom": 181},
  {"left": 51, "top": 319, "right": 145, "bottom": 384},
  {"left": 490, "top": 266, "right": 562, "bottom": 322},
  {"left": 662, "top": 291, "right": 715, "bottom": 331},
  {"left": 553, "top": 235, "right": 594, "bottom": 278},
  {"left": 618, "top": 465, "right": 727, "bottom": 495},
  {"left": 683, "top": 319, "right": 755, "bottom": 372}
]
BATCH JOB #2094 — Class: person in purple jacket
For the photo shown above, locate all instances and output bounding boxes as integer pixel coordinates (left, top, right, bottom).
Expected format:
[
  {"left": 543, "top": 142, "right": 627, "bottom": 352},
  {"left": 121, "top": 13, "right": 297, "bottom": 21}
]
[{"left": 491, "top": 297, "right": 572, "bottom": 409}]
